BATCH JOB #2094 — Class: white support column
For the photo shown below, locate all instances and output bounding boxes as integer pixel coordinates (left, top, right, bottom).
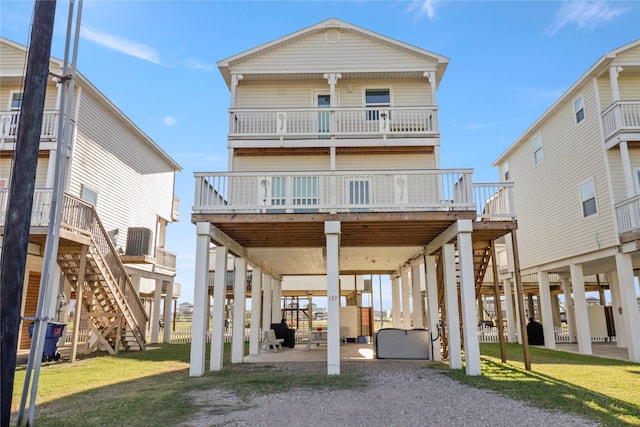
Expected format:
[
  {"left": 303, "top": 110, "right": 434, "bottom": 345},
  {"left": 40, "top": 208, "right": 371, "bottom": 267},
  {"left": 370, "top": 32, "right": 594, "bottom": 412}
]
[
  {"left": 261, "top": 274, "right": 272, "bottom": 333},
  {"left": 411, "top": 263, "right": 424, "bottom": 328},
  {"left": 537, "top": 272, "right": 556, "bottom": 349},
  {"left": 249, "top": 267, "right": 262, "bottom": 355},
  {"left": 210, "top": 246, "right": 229, "bottom": 371},
  {"left": 163, "top": 279, "right": 174, "bottom": 343},
  {"left": 150, "top": 279, "right": 162, "bottom": 343},
  {"left": 401, "top": 268, "right": 411, "bottom": 329},
  {"left": 615, "top": 253, "right": 640, "bottom": 362},
  {"left": 325, "top": 221, "right": 341, "bottom": 375},
  {"left": 190, "top": 222, "right": 211, "bottom": 377},
  {"left": 230, "top": 74, "right": 243, "bottom": 107},
  {"left": 561, "top": 275, "right": 577, "bottom": 343},
  {"left": 608, "top": 269, "right": 627, "bottom": 347},
  {"left": 391, "top": 276, "right": 401, "bottom": 328},
  {"left": 457, "top": 223, "right": 481, "bottom": 376},
  {"left": 425, "top": 255, "right": 441, "bottom": 361},
  {"left": 569, "top": 263, "right": 592, "bottom": 355},
  {"left": 503, "top": 278, "right": 516, "bottom": 342},
  {"left": 271, "top": 278, "right": 282, "bottom": 323},
  {"left": 513, "top": 278, "right": 523, "bottom": 344},
  {"left": 442, "top": 243, "right": 462, "bottom": 369},
  {"left": 609, "top": 66, "right": 622, "bottom": 102},
  {"left": 231, "top": 257, "right": 247, "bottom": 364}
]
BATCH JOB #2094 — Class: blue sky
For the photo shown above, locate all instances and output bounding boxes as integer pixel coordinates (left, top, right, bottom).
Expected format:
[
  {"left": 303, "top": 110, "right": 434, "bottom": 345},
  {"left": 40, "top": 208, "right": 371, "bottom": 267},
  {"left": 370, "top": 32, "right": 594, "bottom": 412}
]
[{"left": 2, "top": 0, "right": 639, "bottom": 306}]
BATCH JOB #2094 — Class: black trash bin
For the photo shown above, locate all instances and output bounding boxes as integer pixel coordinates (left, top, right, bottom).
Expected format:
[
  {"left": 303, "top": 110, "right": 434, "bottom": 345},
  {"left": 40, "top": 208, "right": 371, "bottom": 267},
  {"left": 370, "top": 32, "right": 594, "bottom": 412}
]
[{"left": 28, "top": 322, "right": 66, "bottom": 362}]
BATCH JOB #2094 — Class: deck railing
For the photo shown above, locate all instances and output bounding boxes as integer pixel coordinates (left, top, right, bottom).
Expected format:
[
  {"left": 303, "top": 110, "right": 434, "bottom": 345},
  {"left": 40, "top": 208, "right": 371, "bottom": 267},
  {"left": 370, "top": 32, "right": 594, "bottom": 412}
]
[
  {"left": 615, "top": 194, "right": 640, "bottom": 234},
  {"left": 602, "top": 101, "right": 640, "bottom": 141},
  {"left": 473, "top": 183, "right": 515, "bottom": 220},
  {"left": 0, "top": 110, "right": 60, "bottom": 141},
  {"left": 229, "top": 106, "right": 438, "bottom": 140},
  {"left": 194, "top": 170, "right": 516, "bottom": 220},
  {"left": 155, "top": 247, "right": 177, "bottom": 270},
  {"left": 0, "top": 188, "right": 52, "bottom": 226},
  {"left": 194, "top": 169, "right": 477, "bottom": 214}
]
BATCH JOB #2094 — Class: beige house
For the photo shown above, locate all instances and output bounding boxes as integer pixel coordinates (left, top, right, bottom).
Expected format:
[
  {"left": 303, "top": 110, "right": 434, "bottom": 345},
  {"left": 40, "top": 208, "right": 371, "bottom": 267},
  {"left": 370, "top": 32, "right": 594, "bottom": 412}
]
[
  {"left": 494, "top": 40, "right": 640, "bottom": 363},
  {"left": 190, "top": 18, "right": 517, "bottom": 376},
  {"left": 0, "top": 37, "right": 181, "bottom": 358}
]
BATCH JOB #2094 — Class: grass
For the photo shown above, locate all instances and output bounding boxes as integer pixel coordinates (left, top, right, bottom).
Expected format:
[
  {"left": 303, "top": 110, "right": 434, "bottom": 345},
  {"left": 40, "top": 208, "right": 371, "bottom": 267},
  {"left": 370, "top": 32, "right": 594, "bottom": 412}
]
[
  {"left": 10, "top": 343, "right": 365, "bottom": 426},
  {"left": 11, "top": 342, "right": 640, "bottom": 426},
  {"left": 447, "top": 343, "right": 640, "bottom": 426}
]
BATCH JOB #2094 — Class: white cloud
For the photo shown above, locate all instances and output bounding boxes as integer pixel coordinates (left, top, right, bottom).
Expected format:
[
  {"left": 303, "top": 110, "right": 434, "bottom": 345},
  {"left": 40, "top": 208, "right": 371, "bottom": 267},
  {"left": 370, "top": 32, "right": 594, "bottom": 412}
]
[
  {"left": 408, "top": 0, "right": 440, "bottom": 20},
  {"left": 185, "top": 58, "right": 214, "bottom": 71},
  {"left": 163, "top": 116, "right": 177, "bottom": 127},
  {"left": 81, "top": 27, "right": 161, "bottom": 64},
  {"left": 547, "top": 0, "right": 630, "bottom": 37}
]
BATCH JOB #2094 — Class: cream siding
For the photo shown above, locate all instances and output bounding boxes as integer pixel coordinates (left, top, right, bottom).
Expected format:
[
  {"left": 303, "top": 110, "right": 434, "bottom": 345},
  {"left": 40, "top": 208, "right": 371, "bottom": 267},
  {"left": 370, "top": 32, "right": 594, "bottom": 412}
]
[
  {"left": 614, "top": 45, "right": 640, "bottom": 63},
  {"left": 69, "top": 89, "right": 176, "bottom": 252},
  {"left": 233, "top": 155, "right": 329, "bottom": 172},
  {"left": 235, "top": 79, "right": 433, "bottom": 109},
  {"left": 0, "top": 156, "right": 48, "bottom": 187},
  {"left": 598, "top": 73, "right": 640, "bottom": 107},
  {"left": 0, "top": 43, "right": 29, "bottom": 76},
  {"left": 336, "top": 153, "right": 435, "bottom": 170},
  {"left": 232, "top": 29, "right": 437, "bottom": 74},
  {"left": 508, "top": 81, "right": 617, "bottom": 270}
]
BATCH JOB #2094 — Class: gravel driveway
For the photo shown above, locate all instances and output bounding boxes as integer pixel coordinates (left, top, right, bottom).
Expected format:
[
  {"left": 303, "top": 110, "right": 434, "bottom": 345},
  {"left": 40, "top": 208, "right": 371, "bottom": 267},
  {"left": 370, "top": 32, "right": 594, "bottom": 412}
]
[{"left": 183, "top": 360, "right": 598, "bottom": 427}]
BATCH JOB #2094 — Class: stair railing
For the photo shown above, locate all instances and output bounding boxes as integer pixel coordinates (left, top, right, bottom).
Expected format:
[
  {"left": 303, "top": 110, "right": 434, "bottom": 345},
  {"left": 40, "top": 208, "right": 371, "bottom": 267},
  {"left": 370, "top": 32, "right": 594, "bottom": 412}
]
[{"left": 60, "top": 193, "right": 148, "bottom": 348}]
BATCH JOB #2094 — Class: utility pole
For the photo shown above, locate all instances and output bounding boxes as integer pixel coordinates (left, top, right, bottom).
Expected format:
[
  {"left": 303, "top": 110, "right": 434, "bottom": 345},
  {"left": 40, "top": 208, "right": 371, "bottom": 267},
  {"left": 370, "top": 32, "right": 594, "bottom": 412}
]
[{"left": 0, "top": 1, "right": 56, "bottom": 426}]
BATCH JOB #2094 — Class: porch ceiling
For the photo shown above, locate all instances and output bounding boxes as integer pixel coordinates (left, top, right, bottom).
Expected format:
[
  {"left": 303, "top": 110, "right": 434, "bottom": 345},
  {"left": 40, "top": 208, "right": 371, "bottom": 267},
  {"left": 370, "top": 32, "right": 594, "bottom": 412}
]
[{"left": 192, "top": 211, "right": 516, "bottom": 277}]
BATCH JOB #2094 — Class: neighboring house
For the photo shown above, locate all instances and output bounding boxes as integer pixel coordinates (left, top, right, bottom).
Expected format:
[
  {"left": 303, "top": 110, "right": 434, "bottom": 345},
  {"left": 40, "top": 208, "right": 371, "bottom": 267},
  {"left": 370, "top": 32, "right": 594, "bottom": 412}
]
[
  {"left": 494, "top": 40, "right": 640, "bottom": 363},
  {"left": 190, "top": 18, "right": 516, "bottom": 376},
  {"left": 0, "top": 38, "right": 182, "bottom": 358}
]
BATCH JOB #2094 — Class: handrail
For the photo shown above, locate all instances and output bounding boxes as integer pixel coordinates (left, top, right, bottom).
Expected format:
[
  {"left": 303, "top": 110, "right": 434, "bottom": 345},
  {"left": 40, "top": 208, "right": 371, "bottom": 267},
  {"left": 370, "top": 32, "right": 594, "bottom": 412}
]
[
  {"left": 61, "top": 194, "right": 149, "bottom": 327},
  {"left": 0, "top": 110, "right": 60, "bottom": 140}
]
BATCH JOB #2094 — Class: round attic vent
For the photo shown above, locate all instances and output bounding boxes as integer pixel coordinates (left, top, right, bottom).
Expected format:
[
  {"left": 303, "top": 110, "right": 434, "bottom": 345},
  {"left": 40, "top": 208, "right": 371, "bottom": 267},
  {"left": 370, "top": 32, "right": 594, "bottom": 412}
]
[{"left": 325, "top": 29, "right": 340, "bottom": 44}]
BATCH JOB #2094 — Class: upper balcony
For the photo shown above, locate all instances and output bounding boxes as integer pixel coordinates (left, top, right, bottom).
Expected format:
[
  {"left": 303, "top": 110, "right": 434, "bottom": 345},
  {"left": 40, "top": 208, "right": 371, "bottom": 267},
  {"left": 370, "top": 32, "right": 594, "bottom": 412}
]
[
  {"left": 228, "top": 106, "right": 438, "bottom": 146},
  {"left": 601, "top": 101, "right": 640, "bottom": 145},
  {"left": 0, "top": 110, "right": 60, "bottom": 149}
]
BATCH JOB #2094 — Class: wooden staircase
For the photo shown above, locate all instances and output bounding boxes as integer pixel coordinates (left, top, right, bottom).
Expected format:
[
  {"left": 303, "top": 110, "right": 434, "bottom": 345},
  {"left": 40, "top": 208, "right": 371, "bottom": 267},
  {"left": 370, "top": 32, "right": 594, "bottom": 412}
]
[
  {"left": 434, "top": 239, "right": 494, "bottom": 359},
  {"left": 57, "top": 194, "right": 148, "bottom": 354}
]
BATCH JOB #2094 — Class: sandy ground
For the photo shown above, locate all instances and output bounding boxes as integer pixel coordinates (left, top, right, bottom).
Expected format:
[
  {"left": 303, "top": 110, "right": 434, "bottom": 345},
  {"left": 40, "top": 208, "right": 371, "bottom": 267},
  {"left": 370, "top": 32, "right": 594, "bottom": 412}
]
[{"left": 181, "top": 360, "right": 598, "bottom": 427}]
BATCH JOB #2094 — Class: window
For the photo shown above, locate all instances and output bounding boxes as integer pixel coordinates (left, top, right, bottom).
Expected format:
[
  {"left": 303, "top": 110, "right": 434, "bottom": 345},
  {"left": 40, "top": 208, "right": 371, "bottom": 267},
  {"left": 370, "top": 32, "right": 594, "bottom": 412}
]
[
  {"left": 574, "top": 95, "right": 585, "bottom": 124},
  {"left": 502, "top": 161, "right": 510, "bottom": 181},
  {"left": 9, "top": 92, "right": 23, "bottom": 110},
  {"left": 81, "top": 184, "right": 98, "bottom": 206},
  {"left": 365, "top": 89, "right": 390, "bottom": 120},
  {"left": 270, "top": 176, "right": 286, "bottom": 206},
  {"left": 348, "top": 179, "right": 370, "bottom": 205},
  {"left": 293, "top": 176, "right": 318, "bottom": 206},
  {"left": 532, "top": 132, "right": 543, "bottom": 164},
  {"left": 580, "top": 179, "right": 597, "bottom": 218}
]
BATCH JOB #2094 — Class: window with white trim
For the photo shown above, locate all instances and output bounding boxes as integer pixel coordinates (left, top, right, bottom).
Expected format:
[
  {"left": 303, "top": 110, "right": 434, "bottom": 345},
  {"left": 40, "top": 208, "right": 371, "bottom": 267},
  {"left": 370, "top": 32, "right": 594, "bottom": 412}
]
[
  {"left": 365, "top": 89, "right": 390, "bottom": 121},
  {"left": 347, "top": 179, "right": 371, "bottom": 205},
  {"left": 532, "top": 132, "right": 544, "bottom": 164},
  {"left": 502, "top": 161, "right": 510, "bottom": 181},
  {"left": 574, "top": 95, "right": 585, "bottom": 124},
  {"left": 579, "top": 178, "right": 597, "bottom": 218},
  {"left": 9, "top": 92, "right": 23, "bottom": 110},
  {"left": 270, "top": 176, "right": 286, "bottom": 206}
]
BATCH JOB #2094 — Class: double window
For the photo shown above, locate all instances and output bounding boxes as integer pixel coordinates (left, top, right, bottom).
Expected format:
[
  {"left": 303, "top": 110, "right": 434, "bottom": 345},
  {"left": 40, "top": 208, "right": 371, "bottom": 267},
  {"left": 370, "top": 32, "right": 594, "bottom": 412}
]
[{"left": 266, "top": 176, "right": 319, "bottom": 206}]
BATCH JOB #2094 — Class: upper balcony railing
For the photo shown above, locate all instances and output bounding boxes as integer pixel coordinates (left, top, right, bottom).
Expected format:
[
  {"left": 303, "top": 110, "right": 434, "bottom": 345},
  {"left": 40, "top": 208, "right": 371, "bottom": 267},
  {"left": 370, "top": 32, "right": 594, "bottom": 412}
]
[
  {"left": 602, "top": 101, "right": 640, "bottom": 141},
  {"left": 193, "top": 170, "right": 515, "bottom": 220},
  {"left": 229, "top": 106, "right": 438, "bottom": 141},
  {"left": 0, "top": 111, "right": 60, "bottom": 142}
]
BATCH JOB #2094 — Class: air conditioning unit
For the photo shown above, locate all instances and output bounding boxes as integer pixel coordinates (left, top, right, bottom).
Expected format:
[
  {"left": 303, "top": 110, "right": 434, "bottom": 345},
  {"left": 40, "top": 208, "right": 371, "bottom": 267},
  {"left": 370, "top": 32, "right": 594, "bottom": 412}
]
[{"left": 125, "top": 227, "right": 152, "bottom": 256}]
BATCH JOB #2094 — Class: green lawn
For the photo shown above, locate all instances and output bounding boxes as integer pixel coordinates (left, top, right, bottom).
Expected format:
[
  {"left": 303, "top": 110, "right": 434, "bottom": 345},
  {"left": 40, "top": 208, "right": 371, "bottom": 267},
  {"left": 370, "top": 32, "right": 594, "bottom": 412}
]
[
  {"left": 9, "top": 342, "right": 640, "bottom": 426},
  {"left": 448, "top": 343, "right": 640, "bottom": 426}
]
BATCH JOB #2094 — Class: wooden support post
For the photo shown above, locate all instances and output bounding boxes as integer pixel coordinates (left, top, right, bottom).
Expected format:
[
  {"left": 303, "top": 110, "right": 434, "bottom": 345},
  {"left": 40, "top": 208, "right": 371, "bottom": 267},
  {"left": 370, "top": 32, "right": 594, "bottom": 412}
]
[
  {"left": 490, "top": 241, "right": 506, "bottom": 363},
  {"left": 510, "top": 230, "right": 531, "bottom": 371}
]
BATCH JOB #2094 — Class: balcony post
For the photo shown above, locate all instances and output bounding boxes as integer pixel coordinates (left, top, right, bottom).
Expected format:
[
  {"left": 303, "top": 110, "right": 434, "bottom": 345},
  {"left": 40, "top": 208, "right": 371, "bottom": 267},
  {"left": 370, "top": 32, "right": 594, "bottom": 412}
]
[
  {"left": 609, "top": 66, "right": 622, "bottom": 103},
  {"left": 323, "top": 73, "right": 341, "bottom": 136}
]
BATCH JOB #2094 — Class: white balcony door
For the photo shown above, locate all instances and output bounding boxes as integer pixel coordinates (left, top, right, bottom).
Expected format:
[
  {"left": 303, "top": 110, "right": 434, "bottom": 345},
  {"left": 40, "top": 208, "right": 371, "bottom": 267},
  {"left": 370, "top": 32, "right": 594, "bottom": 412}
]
[{"left": 348, "top": 179, "right": 371, "bottom": 205}]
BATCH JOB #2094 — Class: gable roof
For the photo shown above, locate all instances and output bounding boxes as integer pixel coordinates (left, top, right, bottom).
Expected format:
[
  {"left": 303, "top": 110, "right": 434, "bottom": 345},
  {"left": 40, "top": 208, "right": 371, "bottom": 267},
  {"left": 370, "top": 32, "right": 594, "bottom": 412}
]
[
  {"left": 217, "top": 18, "right": 449, "bottom": 88},
  {"left": 0, "top": 37, "right": 182, "bottom": 172},
  {"left": 494, "top": 39, "right": 640, "bottom": 166}
]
